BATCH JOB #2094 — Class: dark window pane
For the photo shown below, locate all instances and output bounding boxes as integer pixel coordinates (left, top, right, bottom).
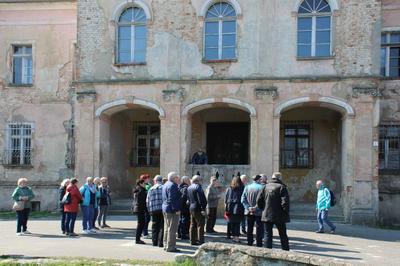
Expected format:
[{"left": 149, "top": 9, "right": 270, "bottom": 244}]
[
  {"left": 13, "top": 57, "right": 22, "bottom": 84},
  {"left": 150, "top": 126, "right": 160, "bottom": 135},
  {"left": 298, "top": 31, "right": 312, "bottom": 44},
  {"left": 298, "top": 17, "right": 312, "bottom": 30},
  {"left": 381, "top": 47, "right": 387, "bottom": 76},
  {"left": 138, "top": 148, "right": 147, "bottom": 156},
  {"left": 222, "top": 21, "right": 236, "bottom": 33},
  {"left": 137, "top": 157, "right": 147, "bottom": 165},
  {"left": 381, "top": 34, "right": 387, "bottom": 44},
  {"left": 316, "top": 30, "right": 330, "bottom": 44},
  {"left": 298, "top": 128, "right": 309, "bottom": 135},
  {"left": 205, "top": 35, "right": 218, "bottom": 47},
  {"left": 138, "top": 138, "right": 146, "bottom": 147},
  {"left": 298, "top": 44, "right": 311, "bottom": 57},
  {"left": 389, "top": 67, "right": 400, "bottom": 77},
  {"left": 297, "top": 138, "right": 309, "bottom": 148},
  {"left": 316, "top": 16, "right": 331, "bottom": 30},
  {"left": 316, "top": 44, "right": 330, "bottom": 56},
  {"left": 14, "top": 46, "right": 23, "bottom": 54},
  {"left": 138, "top": 126, "right": 147, "bottom": 135},
  {"left": 284, "top": 138, "right": 296, "bottom": 149},
  {"left": 119, "top": 8, "right": 133, "bottom": 22},
  {"left": 205, "top": 22, "right": 218, "bottom": 34},
  {"left": 222, "top": 47, "right": 235, "bottom": 59},
  {"left": 285, "top": 128, "right": 296, "bottom": 135},
  {"left": 390, "top": 58, "right": 400, "bottom": 69},
  {"left": 205, "top": 48, "right": 218, "bottom": 60},
  {"left": 390, "top": 33, "right": 400, "bottom": 44},
  {"left": 390, "top": 47, "right": 400, "bottom": 58},
  {"left": 222, "top": 34, "right": 236, "bottom": 47},
  {"left": 25, "top": 47, "right": 32, "bottom": 54}
]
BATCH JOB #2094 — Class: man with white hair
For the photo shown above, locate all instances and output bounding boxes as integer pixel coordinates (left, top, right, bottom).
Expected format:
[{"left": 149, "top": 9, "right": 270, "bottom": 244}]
[
  {"left": 315, "top": 180, "right": 336, "bottom": 234},
  {"left": 162, "top": 172, "right": 182, "bottom": 252},
  {"left": 257, "top": 172, "right": 290, "bottom": 251},
  {"left": 147, "top": 175, "right": 164, "bottom": 247},
  {"left": 187, "top": 175, "right": 207, "bottom": 245}
]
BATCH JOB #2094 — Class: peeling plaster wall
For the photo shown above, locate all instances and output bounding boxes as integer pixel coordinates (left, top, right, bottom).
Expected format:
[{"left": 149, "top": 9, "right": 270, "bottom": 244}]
[{"left": 0, "top": 1, "right": 76, "bottom": 211}]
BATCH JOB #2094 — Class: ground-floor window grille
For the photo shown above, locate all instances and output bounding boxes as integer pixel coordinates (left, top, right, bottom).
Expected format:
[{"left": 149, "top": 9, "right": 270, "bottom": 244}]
[
  {"left": 280, "top": 120, "right": 313, "bottom": 169},
  {"left": 379, "top": 124, "right": 400, "bottom": 173},
  {"left": 132, "top": 123, "right": 160, "bottom": 167},
  {"left": 4, "top": 122, "right": 33, "bottom": 166}
]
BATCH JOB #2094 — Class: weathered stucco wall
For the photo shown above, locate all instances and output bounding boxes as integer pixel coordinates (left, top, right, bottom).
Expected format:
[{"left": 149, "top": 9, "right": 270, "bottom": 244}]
[{"left": 0, "top": 1, "right": 77, "bottom": 211}]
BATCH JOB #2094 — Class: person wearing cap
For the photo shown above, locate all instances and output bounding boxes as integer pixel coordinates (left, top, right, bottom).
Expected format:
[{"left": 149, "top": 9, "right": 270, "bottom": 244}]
[
  {"left": 147, "top": 175, "right": 164, "bottom": 247},
  {"left": 178, "top": 176, "right": 191, "bottom": 240},
  {"left": 257, "top": 172, "right": 290, "bottom": 251},
  {"left": 162, "top": 172, "right": 182, "bottom": 253},
  {"left": 187, "top": 175, "right": 207, "bottom": 245},
  {"left": 64, "top": 178, "right": 82, "bottom": 237},
  {"left": 241, "top": 174, "right": 265, "bottom": 247},
  {"left": 205, "top": 176, "right": 220, "bottom": 233}
]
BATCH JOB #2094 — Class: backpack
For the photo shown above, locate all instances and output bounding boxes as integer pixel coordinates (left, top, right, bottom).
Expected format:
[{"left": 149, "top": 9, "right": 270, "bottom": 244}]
[
  {"left": 329, "top": 190, "right": 336, "bottom": 207},
  {"left": 61, "top": 192, "right": 71, "bottom": 204}
]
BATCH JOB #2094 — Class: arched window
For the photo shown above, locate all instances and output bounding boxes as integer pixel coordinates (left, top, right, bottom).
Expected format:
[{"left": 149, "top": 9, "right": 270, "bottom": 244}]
[
  {"left": 204, "top": 2, "right": 237, "bottom": 61},
  {"left": 297, "top": 0, "right": 332, "bottom": 57},
  {"left": 117, "top": 7, "right": 147, "bottom": 64}
]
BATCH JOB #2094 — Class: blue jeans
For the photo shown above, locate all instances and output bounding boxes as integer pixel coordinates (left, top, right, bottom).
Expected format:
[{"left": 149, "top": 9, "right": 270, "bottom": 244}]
[
  {"left": 65, "top": 212, "right": 77, "bottom": 233},
  {"left": 317, "top": 209, "right": 336, "bottom": 231},
  {"left": 246, "top": 215, "right": 264, "bottom": 247},
  {"left": 61, "top": 211, "right": 67, "bottom": 232},
  {"left": 81, "top": 205, "right": 94, "bottom": 230}
]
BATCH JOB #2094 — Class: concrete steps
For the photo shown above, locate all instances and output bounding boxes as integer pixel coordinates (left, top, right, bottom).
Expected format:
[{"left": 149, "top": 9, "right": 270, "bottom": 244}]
[{"left": 108, "top": 199, "right": 132, "bottom": 215}]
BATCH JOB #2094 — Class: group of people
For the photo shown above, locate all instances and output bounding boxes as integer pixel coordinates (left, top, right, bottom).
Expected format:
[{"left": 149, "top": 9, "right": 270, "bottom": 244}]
[{"left": 10, "top": 172, "right": 336, "bottom": 253}]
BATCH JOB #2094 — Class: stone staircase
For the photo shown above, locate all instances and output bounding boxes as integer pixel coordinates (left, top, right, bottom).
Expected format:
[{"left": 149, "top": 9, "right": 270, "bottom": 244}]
[
  {"left": 108, "top": 199, "right": 133, "bottom": 215},
  {"left": 290, "top": 203, "right": 346, "bottom": 223}
]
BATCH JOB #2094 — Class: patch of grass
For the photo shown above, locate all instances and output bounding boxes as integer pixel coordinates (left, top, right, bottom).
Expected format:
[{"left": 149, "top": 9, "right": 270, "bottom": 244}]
[{"left": 0, "top": 211, "right": 59, "bottom": 220}]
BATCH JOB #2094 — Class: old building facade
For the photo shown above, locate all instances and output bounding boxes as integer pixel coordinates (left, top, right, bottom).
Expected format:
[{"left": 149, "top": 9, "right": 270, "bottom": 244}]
[{"left": 1, "top": 0, "right": 399, "bottom": 226}]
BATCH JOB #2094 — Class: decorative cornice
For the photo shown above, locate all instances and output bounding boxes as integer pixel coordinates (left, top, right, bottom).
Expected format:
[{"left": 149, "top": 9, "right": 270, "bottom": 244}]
[
  {"left": 352, "top": 87, "right": 382, "bottom": 98},
  {"left": 254, "top": 86, "right": 278, "bottom": 100},
  {"left": 76, "top": 90, "right": 96, "bottom": 103},
  {"left": 162, "top": 87, "right": 185, "bottom": 102}
]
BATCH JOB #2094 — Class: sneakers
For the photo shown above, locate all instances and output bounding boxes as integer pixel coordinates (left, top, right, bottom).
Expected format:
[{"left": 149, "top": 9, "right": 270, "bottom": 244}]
[
  {"left": 82, "top": 230, "right": 90, "bottom": 234},
  {"left": 330, "top": 228, "right": 336, "bottom": 234},
  {"left": 144, "top": 234, "right": 152, "bottom": 239},
  {"left": 16, "top": 232, "right": 23, "bottom": 236},
  {"left": 315, "top": 230, "right": 324, "bottom": 233},
  {"left": 89, "top": 229, "right": 97, "bottom": 233},
  {"left": 22, "top": 230, "right": 31, "bottom": 234}
]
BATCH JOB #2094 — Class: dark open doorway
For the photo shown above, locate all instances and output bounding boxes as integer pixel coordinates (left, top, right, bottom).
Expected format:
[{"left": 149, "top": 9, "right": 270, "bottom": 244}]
[{"left": 206, "top": 122, "right": 249, "bottom": 165}]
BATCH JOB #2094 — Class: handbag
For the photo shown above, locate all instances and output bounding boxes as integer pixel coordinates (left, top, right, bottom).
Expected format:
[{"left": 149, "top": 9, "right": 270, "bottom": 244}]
[{"left": 12, "top": 201, "right": 24, "bottom": 211}]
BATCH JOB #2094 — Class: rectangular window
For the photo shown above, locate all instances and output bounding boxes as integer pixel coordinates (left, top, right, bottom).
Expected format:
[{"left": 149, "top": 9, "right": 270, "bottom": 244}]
[
  {"left": 297, "top": 15, "right": 331, "bottom": 58},
  {"left": 12, "top": 45, "right": 33, "bottom": 85},
  {"left": 4, "top": 123, "right": 33, "bottom": 166},
  {"left": 379, "top": 124, "right": 400, "bottom": 173},
  {"left": 381, "top": 32, "right": 400, "bottom": 78},
  {"left": 281, "top": 121, "right": 313, "bottom": 168},
  {"left": 133, "top": 123, "right": 160, "bottom": 167}
]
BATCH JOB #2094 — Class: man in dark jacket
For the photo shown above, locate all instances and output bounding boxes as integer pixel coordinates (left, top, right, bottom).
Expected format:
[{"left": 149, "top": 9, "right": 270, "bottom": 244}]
[
  {"left": 191, "top": 148, "right": 208, "bottom": 164},
  {"left": 187, "top": 175, "right": 207, "bottom": 245},
  {"left": 257, "top": 172, "right": 290, "bottom": 251},
  {"left": 178, "top": 176, "right": 191, "bottom": 239},
  {"left": 162, "top": 172, "right": 182, "bottom": 253}
]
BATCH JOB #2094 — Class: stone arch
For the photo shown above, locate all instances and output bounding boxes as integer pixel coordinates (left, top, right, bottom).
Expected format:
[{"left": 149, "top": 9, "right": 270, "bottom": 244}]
[
  {"left": 274, "top": 96, "right": 355, "bottom": 117},
  {"left": 111, "top": 0, "right": 152, "bottom": 22},
  {"left": 199, "top": 0, "right": 242, "bottom": 17},
  {"left": 95, "top": 98, "right": 165, "bottom": 118},
  {"left": 182, "top": 97, "right": 256, "bottom": 117},
  {"left": 292, "top": 0, "right": 339, "bottom": 13}
]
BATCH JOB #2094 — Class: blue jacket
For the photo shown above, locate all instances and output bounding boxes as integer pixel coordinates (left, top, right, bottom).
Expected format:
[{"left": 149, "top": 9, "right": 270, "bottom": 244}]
[
  {"left": 79, "top": 183, "right": 100, "bottom": 208},
  {"left": 241, "top": 182, "right": 264, "bottom": 216},
  {"left": 187, "top": 183, "right": 207, "bottom": 212},
  {"left": 316, "top": 185, "right": 331, "bottom": 210},
  {"left": 162, "top": 181, "right": 182, "bottom": 213}
]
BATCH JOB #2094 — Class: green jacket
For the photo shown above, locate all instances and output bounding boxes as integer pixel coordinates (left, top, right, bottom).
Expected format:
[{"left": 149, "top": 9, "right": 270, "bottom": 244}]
[{"left": 11, "top": 186, "right": 35, "bottom": 209}]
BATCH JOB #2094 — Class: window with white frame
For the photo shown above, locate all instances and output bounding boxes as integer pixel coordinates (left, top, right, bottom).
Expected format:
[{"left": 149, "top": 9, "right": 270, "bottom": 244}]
[
  {"left": 4, "top": 123, "right": 33, "bottom": 166},
  {"left": 12, "top": 45, "right": 33, "bottom": 85},
  {"left": 381, "top": 32, "right": 400, "bottom": 77},
  {"left": 297, "top": 0, "right": 332, "bottom": 58},
  {"left": 133, "top": 123, "right": 160, "bottom": 167},
  {"left": 204, "top": 2, "right": 237, "bottom": 61},
  {"left": 379, "top": 124, "right": 400, "bottom": 172},
  {"left": 117, "top": 7, "right": 147, "bottom": 64}
]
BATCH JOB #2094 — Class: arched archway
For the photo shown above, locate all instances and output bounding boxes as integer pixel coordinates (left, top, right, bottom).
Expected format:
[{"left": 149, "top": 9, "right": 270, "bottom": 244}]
[{"left": 95, "top": 98, "right": 164, "bottom": 198}]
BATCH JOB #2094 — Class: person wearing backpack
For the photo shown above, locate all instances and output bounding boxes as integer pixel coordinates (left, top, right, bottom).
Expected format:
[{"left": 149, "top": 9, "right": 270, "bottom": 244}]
[
  {"left": 315, "top": 180, "right": 336, "bottom": 234},
  {"left": 64, "top": 178, "right": 82, "bottom": 236}
]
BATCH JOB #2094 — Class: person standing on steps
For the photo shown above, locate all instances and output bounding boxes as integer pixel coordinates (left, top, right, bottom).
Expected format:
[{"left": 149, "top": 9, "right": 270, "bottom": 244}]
[{"left": 315, "top": 180, "right": 336, "bottom": 234}]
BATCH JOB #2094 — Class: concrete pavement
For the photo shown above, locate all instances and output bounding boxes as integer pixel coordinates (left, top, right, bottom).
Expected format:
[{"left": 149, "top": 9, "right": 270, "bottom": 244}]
[{"left": 0, "top": 216, "right": 399, "bottom": 265}]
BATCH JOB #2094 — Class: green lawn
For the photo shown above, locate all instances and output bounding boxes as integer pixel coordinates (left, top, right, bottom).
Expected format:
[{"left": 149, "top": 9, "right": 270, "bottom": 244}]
[{"left": 0, "top": 211, "right": 59, "bottom": 220}]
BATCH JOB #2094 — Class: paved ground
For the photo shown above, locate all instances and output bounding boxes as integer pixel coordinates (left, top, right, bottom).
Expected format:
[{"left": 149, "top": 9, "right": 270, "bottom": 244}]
[{"left": 0, "top": 216, "right": 399, "bottom": 265}]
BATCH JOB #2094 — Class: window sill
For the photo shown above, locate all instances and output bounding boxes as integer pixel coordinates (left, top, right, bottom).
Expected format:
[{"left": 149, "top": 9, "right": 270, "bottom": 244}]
[
  {"left": 2, "top": 164, "right": 34, "bottom": 169},
  {"left": 6, "top": 83, "right": 34, "bottom": 88},
  {"left": 381, "top": 76, "right": 400, "bottom": 81},
  {"left": 296, "top": 56, "right": 334, "bottom": 61},
  {"left": 203, "top": 59, "right": 238, "bottom": 64},
  {"left": 114, "top": 63, "right": 147, "bottom": 67}
]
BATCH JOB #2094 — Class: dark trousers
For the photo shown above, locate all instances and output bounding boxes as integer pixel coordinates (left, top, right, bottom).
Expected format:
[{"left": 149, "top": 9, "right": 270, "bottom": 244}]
[
  {"left": 190, "top": 211, "right": 205, "bottom": 244},
  {"left": 61, "top": 211, "right": 67, "bottom": 232},
  {"left": 16, "top": 208, "right": 30, "bottom": 233},
  {"left": 136, "top": 211, "right": 146, "bottom": 242},
  {"left": 206, "top": 207, "right": 217, "bottom": 232},
  {"left": 144, "top": 211, "right": 150, "bottom": 235},
  {"left": 227, "top": 222, "right": 232, "bottom": 237},
  {"left": 241, "top": 218, "right": 246, "bottom": 231},
  {"left": 264, "top": 222, "right": 289, "bottom": 251},
  {"left": 92, "top": 207, "right": 98, "bottom": 228},
  {"left": 151, "top": 211, "right": 164, "bottom": 246},
  {"left": 65, "top": 212, "right": 77, "bottom": 233},
  {"left": 178, "top": 210, "right": 190, "bottom": 237},
  {"left": 247, "top": 215, "right": 264, "bottom": 247},
  {"left": 230, "top": 222, "right": 241, "bottom": 237}
]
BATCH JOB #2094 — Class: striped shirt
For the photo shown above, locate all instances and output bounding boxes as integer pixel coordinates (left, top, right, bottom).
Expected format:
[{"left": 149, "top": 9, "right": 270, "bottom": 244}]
[{"left": 146, "top": 183, "right": 163, "bottom": 213}]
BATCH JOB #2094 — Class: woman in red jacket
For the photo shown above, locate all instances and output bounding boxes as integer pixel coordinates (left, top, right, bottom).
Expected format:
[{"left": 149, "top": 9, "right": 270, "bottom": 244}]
[{"left": 64, "top": 178, "right": 82, "bottom": 237}]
